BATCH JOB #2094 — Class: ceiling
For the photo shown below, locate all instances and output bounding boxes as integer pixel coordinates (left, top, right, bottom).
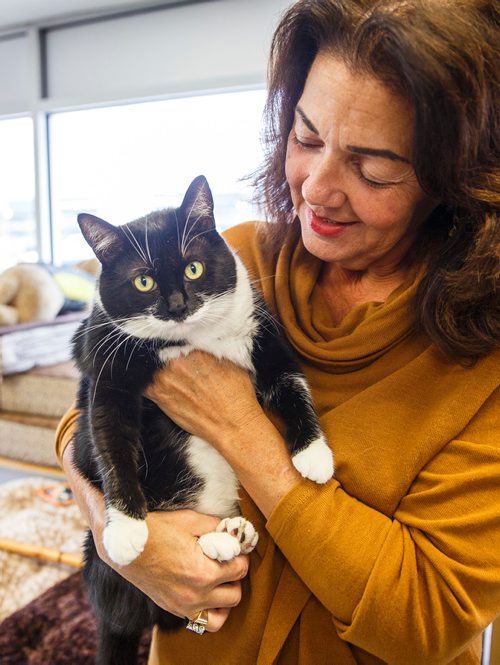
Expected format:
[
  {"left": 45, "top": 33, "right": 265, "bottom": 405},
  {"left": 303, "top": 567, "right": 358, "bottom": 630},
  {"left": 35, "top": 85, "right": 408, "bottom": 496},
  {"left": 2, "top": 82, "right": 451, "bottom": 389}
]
[{"left": 0, "top": 0, "right": 192, "bottom": 32}]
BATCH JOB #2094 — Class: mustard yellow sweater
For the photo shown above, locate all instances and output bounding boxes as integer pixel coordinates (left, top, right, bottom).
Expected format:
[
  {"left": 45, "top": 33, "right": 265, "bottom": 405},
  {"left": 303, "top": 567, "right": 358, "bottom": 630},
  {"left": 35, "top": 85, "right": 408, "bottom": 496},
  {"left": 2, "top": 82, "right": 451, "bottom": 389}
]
[{"left": 56, "top": 222, "right": 500, "bottom": 665}]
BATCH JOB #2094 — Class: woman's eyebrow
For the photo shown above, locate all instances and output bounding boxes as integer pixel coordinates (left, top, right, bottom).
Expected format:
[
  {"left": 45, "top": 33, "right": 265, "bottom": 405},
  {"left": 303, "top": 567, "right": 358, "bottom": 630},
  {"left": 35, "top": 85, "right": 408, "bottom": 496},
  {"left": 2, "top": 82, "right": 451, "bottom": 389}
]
[
  {"left": 346, "top": 145, "right": 410, "bottom": 164},
  {"left": 295, "top": 105, "right": 410, "bottom": 164},
  {"left": 295, "top": 106, "right": 319, "bottom": 134}
]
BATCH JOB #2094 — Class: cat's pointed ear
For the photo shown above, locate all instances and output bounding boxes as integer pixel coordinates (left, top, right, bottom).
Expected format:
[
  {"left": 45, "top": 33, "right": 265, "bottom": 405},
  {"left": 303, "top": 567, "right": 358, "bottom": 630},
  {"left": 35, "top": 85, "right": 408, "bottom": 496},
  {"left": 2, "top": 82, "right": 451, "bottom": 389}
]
[
  {"left": 180, "top": 175, "right": 215, "bottom": 231},
  {"left": 77, "top": 213, "right": 125, "bottom": 265}
]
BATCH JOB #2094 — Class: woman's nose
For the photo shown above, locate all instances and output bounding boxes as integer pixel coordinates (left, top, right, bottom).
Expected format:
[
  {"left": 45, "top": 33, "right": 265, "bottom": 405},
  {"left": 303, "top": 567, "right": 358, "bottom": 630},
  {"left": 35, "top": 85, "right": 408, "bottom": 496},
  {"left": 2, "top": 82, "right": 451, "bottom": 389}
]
[{"left": 302, "top": 154, "right": 347, "bottom": 209}]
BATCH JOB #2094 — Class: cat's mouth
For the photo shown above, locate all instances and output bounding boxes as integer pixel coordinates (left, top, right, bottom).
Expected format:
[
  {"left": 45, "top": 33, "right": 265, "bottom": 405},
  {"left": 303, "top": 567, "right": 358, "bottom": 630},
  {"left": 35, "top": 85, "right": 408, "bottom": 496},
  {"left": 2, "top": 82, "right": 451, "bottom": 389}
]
[
  {"left": 118, "top": 313, "right": 192, "bottom": 341},
  {"left": 156, "top": 312, "right": 188, "bottom": 323}
]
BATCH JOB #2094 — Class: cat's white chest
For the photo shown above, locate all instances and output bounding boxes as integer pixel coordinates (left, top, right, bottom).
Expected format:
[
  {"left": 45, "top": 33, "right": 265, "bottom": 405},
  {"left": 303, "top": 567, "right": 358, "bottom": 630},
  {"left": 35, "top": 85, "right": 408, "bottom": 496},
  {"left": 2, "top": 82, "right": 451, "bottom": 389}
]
[
  {"left": 156, "top": 334, "right": 253, "bottom": 369},
  {"left": 186, "top": 435, "right": 240, "bottom": 517}
]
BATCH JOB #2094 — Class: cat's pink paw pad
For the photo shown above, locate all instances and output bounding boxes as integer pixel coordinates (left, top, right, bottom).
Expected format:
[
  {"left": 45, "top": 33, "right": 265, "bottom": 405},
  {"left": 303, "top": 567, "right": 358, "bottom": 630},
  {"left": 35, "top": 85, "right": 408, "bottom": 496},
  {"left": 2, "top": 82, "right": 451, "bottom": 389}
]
[{"left": 216, "top": 516, "right": 258, "bottom": 553}]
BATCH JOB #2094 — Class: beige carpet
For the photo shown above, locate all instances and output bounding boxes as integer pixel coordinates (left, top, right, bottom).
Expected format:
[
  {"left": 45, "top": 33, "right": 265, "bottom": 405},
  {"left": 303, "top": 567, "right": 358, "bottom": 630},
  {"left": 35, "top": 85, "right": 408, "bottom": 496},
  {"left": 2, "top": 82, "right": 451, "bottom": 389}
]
[{"left": 0, "top": 476, "right": 86, "bottom": 621}]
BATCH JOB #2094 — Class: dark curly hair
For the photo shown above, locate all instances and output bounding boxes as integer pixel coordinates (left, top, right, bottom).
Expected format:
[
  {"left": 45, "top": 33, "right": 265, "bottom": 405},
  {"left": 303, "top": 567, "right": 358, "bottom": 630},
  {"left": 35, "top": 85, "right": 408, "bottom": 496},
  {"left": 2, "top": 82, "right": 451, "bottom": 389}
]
[{"left": 253, "top": 0, "right": 499, "bottom": 363}]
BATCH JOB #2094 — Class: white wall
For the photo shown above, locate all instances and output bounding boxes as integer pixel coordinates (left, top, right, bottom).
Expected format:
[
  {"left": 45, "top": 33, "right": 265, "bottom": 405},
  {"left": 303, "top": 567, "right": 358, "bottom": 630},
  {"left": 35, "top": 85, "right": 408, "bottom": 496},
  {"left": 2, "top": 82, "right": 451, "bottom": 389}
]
[{"left": 0, "top": 32, "right": 38, "bottom": 113}]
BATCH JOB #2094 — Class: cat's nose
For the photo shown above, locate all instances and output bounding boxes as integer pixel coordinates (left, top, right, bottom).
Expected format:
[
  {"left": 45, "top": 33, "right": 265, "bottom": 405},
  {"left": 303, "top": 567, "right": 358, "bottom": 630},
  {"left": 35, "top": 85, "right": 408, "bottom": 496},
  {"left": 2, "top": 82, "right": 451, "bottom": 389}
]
[{"left": 167, "top": 291, "right": 187, "bottom": 315}]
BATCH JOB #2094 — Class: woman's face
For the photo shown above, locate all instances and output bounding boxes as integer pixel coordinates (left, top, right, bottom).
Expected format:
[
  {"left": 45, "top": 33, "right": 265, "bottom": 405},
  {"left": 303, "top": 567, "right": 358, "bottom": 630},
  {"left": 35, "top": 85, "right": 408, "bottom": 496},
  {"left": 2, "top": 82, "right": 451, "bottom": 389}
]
[{"left": 285, "top": 52, "right": 437, "bottom": 273}]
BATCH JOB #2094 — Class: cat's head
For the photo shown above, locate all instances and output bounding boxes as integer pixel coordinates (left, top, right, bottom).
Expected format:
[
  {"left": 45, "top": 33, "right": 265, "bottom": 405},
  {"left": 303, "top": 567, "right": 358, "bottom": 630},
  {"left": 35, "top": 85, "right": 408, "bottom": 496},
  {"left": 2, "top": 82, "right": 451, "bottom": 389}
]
[{"left": 77, "top": 176, "right": 238, "bottom": 340}]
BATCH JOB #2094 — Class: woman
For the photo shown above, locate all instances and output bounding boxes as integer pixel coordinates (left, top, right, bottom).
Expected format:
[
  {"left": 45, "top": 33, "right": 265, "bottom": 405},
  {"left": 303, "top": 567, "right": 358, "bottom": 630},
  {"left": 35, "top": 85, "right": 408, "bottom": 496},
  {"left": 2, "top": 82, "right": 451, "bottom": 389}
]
[{"left": 56, "top": 0, "right": 500, "bottom": 663}]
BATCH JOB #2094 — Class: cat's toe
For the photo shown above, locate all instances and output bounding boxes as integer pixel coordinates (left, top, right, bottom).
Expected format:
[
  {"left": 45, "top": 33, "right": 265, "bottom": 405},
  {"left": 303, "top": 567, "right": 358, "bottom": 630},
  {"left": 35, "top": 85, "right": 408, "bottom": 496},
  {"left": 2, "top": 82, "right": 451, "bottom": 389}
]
[
  {"left": 241, "top": 530, "right": 259, "bottom": 554},
  {"left": 103, "top": 508, "right": 148, "bottom": 566},
  {"left": 216, "top": 517, "right": 259, "bottom": 553},
  {"left": 292, "top": 437, "right": 334, "bottom": 484},
  {"left": 198, "top": 532, "right": 241, "bottom": 562}
]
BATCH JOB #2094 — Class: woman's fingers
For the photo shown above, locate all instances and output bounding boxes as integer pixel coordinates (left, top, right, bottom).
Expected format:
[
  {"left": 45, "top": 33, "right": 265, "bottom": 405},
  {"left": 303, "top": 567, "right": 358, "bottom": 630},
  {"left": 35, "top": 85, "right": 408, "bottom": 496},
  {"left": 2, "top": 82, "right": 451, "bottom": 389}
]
[
  {"left": 186, "top": 579, "right": 243, "bottom": 616},
  {"left": 188, "top": 581, "right": 243, "bottom": 633},
  {"left": 208, "top": 554, "right": 249, "bottom": 587},
  {"left": 206, "top": 580, "right": 243, "bottom": 610},
  {"left": 204, "top": 608, "right": 231, "bottom": 633}
]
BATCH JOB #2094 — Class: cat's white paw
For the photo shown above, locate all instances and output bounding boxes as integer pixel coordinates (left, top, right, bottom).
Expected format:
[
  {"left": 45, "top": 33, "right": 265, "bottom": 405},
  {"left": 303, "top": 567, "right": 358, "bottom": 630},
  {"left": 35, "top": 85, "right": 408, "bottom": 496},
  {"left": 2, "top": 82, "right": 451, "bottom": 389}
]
[
  {"left": 103, "top": 507, "right": 148, "bottom": 566},
  {"left": 216, "top": 516, "right": 259, "bottom": 554},
  {"left": 292, "top": 437, "right": 334, "bottom": 484},
  {"left": 198, "top": 532, "right": 242, "bottom": 562}
]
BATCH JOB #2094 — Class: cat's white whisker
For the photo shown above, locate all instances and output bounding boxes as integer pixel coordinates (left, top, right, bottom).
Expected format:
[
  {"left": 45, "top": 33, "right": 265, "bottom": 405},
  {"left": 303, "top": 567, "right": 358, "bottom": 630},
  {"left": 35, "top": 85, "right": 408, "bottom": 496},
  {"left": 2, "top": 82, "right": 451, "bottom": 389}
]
[
  {"left": 121, "top": 225, "right": 150, "bottom": 267},
  {"left": 181, "top": 212, "right": 204, "bottom": 256},
  {"left": 136, "top": 437, "right": 149, "bottom": 480},
  {"left": 126, "top": 334, "right": 147, "bottom": 372},
  {"left": 182, "top": 184, "right": 211, "bottom": 255},
  {"left": 180, "top": 196, "right": 197, "bottom": 256},
  {"left": 252, "top": 303, "right": 283, "bottom": 332},
  {"left": 73, "top": 321, "right": 113, "bottom": 340},
  {"left": 182, "top": 227, "right": 215, "bottom": 255},
  {"left": 95, "top": 338, "right": 122, "bottom": 381},
  {"left": 87, "top": 328, "right": 124, "bottom": 365},
  {"left": 108, "top": 333, "right": 133, "bottom": 374},
  {"left": 91, "top": 328, "right": 138, "bottom": 400},
  {"left": 248, "top": 273, "right": 278, "bottom": 287},
  {"left": 73, "top": 310, "right": 126, "bottom": 339},
  {"left": 144, "top": 216, "right": 154, "bottom": 267},
  {"left": 173, "top": 210, "right": 181, "bottom": 256}
]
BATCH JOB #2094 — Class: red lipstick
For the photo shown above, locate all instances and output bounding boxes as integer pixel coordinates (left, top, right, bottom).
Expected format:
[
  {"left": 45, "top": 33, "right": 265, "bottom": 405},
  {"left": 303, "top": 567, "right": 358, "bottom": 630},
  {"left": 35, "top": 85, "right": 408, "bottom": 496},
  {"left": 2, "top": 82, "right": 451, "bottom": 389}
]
[{"left": 308, "top": 209, "right": 356, "bottom": 237}]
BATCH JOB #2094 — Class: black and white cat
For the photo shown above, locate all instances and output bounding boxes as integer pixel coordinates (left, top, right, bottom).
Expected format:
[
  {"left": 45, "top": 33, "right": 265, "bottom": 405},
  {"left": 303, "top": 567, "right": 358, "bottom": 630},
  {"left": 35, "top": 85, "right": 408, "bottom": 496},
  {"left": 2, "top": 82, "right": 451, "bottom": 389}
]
[{"left": 72, "top": 175, "right": 333, "bottom": 664}]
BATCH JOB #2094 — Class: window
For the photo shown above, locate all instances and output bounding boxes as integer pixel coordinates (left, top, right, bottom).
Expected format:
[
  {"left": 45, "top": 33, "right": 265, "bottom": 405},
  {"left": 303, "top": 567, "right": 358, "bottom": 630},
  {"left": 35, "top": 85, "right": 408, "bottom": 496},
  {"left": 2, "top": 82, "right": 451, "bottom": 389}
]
[
  {"left": 49, "top": 89, "right": 267, "bottom": 263},
  {"left": 0, "top": 117, "right": 36, "bottom": 270}
]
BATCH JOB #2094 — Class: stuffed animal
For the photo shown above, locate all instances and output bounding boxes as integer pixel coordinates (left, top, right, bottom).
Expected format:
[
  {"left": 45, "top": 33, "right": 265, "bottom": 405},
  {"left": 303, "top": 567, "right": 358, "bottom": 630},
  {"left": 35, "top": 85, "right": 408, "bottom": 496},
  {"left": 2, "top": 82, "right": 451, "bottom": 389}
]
[{"left": 0, "top": 261, "right": 99, "bottom": 327}]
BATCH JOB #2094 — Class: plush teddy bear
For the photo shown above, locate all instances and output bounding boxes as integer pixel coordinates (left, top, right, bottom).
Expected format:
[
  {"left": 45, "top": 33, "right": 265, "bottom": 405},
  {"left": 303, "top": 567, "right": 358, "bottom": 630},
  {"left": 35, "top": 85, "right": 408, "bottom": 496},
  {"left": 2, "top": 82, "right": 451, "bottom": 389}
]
[{"left": 0, "top": 261, "right": 99, "bottom": 327}]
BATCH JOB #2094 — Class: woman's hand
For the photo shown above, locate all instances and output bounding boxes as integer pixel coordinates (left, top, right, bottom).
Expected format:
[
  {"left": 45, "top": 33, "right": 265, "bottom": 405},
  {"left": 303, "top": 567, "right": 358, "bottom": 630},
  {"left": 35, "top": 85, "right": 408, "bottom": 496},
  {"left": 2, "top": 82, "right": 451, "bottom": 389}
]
[
  {"left": 145, "top": 351, "right": 263, "bottom": 450},
  {"left": 62, "top": 441, "right": 249, "bottom": 633},
  {"left": 109, "top": 510, "right": 249, "bottom": 631},
  {"left": 145, "top": 350, "right": 302, "bottom": 518}
]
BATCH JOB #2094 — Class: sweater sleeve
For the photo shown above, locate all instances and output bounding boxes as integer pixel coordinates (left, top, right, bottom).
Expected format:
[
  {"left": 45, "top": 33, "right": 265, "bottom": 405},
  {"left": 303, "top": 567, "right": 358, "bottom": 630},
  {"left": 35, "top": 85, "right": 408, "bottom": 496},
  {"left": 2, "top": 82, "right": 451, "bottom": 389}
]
[
  {"left": 266, "top": 387, "right": 500, "bottom": 664},
  {"left": 54, "top": 404, "right": 79, "bottom": 465}
]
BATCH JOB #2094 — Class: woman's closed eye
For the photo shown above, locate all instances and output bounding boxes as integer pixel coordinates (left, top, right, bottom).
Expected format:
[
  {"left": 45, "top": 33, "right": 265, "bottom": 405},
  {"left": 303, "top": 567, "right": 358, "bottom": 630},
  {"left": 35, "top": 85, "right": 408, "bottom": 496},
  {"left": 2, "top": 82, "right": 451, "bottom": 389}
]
[
  {"left": 292, "top": 133, "right": 395, "bottom": 189},
  {"left": 352, "top": 158, "right": 418, "bottom": 190},
  {"left": 350, "top": 159, "right": 393, "bottom": 189},
  {"left": 292, "top": 133, "right": 322, "bottom": 150}
]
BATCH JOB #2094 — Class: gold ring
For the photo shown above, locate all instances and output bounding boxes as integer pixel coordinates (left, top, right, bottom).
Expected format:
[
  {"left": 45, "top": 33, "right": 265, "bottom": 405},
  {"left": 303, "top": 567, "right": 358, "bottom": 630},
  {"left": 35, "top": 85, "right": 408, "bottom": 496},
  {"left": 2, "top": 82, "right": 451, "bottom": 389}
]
[{"left": 186, "top": 609, "right": 209, "bottom": 635}]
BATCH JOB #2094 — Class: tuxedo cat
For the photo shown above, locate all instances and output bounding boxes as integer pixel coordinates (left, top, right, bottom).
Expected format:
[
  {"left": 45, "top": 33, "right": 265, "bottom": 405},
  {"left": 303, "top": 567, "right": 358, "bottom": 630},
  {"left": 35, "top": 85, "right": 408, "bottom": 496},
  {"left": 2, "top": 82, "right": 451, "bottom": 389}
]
[{"left": 72, "top": 175, "right": 333, "bottom": 664}]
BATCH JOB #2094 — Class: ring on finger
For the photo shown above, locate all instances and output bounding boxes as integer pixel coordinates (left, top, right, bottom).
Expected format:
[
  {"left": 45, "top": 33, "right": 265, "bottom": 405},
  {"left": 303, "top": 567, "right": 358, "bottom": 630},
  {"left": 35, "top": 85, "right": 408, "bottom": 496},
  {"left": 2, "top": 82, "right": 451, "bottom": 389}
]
[{"left": 186, "top": 609, "right": 209, "bottom": 635}]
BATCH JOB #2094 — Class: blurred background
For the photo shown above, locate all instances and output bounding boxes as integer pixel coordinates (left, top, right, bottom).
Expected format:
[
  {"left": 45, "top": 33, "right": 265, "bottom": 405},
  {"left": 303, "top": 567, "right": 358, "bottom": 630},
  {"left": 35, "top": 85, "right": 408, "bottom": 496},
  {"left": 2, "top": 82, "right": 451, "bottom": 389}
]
[{"left": 0, "top": 0, "right": 290, "bottom": 269}]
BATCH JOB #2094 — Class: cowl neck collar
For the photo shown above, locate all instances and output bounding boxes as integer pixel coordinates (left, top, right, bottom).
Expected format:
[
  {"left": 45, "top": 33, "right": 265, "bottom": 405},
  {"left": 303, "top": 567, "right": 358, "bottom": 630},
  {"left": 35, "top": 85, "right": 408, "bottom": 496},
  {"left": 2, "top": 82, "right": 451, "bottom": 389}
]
[{"left": 273, "top": 232, "right": 421, "bottom": 373}]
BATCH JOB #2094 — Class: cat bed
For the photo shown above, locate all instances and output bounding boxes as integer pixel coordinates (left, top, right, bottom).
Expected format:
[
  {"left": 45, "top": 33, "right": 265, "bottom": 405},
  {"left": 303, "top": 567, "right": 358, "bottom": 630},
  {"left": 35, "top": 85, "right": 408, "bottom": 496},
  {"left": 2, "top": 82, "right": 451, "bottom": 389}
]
[
  {"left": 0, "top": 572, "right": 151, "bottom": 664},
  {"left": 0, "top": 311, "right": 84, "bottom": 375},
  {"left": 0, "top": 477, "right": 85, "bottom": 621}
]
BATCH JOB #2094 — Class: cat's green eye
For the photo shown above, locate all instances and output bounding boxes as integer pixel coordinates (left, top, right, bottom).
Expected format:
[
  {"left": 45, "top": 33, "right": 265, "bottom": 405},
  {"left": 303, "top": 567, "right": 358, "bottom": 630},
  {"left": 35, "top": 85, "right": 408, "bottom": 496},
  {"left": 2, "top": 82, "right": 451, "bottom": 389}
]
[
  {"left": 133, "top": 275, "right": 157, "bottom": 293},
  {"left": 184, "top": 261, "right": 204, "bottom": 280}
]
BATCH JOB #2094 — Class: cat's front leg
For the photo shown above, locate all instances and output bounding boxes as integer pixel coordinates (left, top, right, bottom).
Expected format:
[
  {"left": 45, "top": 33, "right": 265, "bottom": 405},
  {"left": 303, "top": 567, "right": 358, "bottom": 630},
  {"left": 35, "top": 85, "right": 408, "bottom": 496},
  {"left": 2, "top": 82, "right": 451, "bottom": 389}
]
[
  {"left": 253, "top": 335, "right": 334, "bottom": 484},
  {"left": 270, "top": 372, "right": 334, "bottom": 484},
  {"left": 198, "top": 517, "right": 258, "bottom": 562},
  {"left": 91, "top": 388, "right": 149, "bottom": 566}
]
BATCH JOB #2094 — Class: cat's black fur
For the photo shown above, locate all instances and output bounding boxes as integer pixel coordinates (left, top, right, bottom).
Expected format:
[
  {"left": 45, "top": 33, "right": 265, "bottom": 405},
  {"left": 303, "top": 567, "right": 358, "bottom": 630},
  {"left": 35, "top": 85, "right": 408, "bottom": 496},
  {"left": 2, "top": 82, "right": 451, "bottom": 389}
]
[{"left": 72, "top": 176, "right": 333, "bottom": 665}]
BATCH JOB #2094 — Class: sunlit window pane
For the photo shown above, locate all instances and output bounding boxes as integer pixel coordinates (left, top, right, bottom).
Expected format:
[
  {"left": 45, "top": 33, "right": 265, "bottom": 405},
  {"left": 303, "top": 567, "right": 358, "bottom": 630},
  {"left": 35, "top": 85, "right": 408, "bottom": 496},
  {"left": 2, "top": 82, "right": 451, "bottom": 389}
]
[
  {"left": 49, "top": 90, "right": 266, "bottom": 263},
  {"left": 0, "top": 117, "right": 37, "bottom": 270}
]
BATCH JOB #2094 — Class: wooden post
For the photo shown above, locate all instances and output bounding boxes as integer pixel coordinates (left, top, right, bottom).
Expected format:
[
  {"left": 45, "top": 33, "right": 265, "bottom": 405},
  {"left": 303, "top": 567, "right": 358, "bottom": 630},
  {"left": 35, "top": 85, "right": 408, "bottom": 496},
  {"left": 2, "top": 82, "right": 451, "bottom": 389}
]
[{"left": 0, "top": 537, "right": 82, "bottom": 568}]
